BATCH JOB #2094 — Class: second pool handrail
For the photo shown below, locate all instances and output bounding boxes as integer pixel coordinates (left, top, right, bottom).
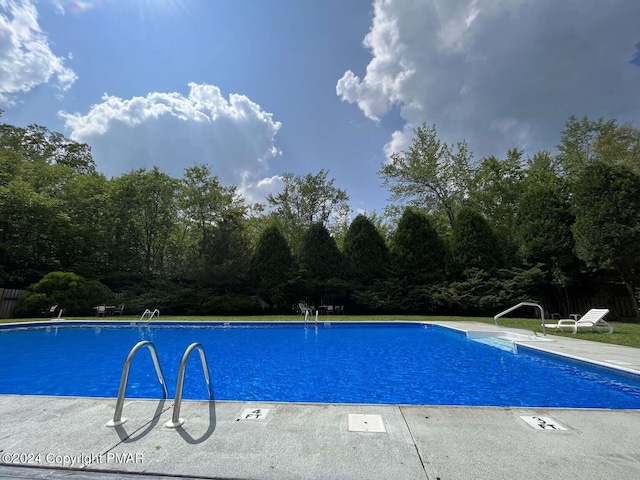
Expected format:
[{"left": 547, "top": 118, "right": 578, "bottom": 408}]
[{"left": 165, "top": 342, "right": 213, "bottom": 428}]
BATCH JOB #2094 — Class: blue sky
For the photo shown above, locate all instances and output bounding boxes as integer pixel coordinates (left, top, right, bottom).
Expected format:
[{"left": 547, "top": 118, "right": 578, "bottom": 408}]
[{"left": 2, "top": 0, "right": 640, "bottom": 215}]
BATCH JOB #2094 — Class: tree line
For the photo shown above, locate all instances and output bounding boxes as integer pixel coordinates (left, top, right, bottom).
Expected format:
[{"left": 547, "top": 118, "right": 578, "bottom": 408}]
[{"left": 1, "top": 113, "right": 639, "bottom": 318}]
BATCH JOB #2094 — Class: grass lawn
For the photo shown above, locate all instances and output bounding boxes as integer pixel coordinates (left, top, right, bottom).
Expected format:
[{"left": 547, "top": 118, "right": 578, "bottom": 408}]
[{"left": 2, "top": 314, "right": 640, "bottom": 348}]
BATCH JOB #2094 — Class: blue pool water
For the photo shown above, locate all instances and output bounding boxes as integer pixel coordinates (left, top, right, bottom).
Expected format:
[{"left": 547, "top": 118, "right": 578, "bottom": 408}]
[{"left": 1, "top": 322, "right": 640, "bottom": 408}]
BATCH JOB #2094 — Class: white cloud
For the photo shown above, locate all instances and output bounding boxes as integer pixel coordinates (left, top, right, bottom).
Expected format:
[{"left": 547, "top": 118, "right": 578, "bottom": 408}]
[
  {"left": 338, "top": 0, "right": 640, "bottom": 162},
  {"left": 0, "top": 0, "right": 77, "bottom": 103},
  {"left": 239, "top": 174, "right": 284, "bottom": 206},
  {"left": 59, "top": 83, "right": 283, "bottom": 202},
  {"left": 53, "top": 2, "right": 64, "bottom": 16}
]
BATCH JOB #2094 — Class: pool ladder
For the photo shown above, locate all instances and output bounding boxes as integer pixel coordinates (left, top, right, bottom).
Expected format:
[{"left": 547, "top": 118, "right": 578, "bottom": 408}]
[
  {"left": 139, "top": 308, "right": 160, "bottom": 321},
  {"left": 107, "top": 341, "right": 213, "bottom": 428},
  {"left": 304, "top": 310, "right": 319, "bottom": 325}
]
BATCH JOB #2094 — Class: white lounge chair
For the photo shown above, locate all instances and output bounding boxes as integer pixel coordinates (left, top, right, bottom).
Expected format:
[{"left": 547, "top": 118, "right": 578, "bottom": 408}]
[
  {"left": 545, "top": 308, "right": 613, "bottom": 334},
  {"left": 298, "top": 303, "right": 313, "bottom": 315}
]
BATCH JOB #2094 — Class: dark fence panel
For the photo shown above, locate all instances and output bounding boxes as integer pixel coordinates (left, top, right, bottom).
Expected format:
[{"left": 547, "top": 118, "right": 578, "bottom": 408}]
[
  {"left": 539, "top": 283, "right": 638, "bottom": 320},
  {"left": 0, "top": 288, "right": 26, "bottom": 318}
]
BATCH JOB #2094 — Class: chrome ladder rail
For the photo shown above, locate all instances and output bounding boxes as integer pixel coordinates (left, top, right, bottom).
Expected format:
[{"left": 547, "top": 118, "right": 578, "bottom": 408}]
[
  {"left": 165, "top": 342, "right": 213, "bottom": 428},
  {"left": 303, "top": 310, "right": 319, "bottom": 326},
  {"left": 139, "top": 308, "right": 160, "bottom": 322},
  {"left": 494, "top": 302, "right": 546, "bottom": 336},
  {"left": 107, "top": 340, "right": 168, "bottom": 427}
]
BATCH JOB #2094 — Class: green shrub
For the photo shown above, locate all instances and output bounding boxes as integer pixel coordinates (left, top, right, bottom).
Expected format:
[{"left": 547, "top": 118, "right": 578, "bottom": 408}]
[
  {"left": 12, "top": 292, "right": 49, "bottom": 318},
  {"left": 13, "top": 271, "right": 115, "bottom": 317}
]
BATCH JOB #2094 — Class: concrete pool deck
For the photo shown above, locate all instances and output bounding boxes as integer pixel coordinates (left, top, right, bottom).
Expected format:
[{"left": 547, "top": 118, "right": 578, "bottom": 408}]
[{"left": 1, "top": 321, "right": 639, "bottom": 480}]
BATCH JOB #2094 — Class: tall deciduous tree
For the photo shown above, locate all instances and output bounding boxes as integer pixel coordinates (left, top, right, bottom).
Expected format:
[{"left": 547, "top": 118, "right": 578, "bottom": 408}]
[
  {"left": 57, "top": 172, "right": 111, "bottom": 277},
  {"left": 380, "top": 123, "right": 473, "bottom": 228},
  {"left": 556, "top": 115, "right": 640, "bottom": 177},
  {"left": 107, "top": 167, "right": 179, "bottom": 276},
  {"left": 467, "top": 149, "right": 524, "bottom": 259},
  {"left": 571, "top": 162, "right": 640, "bottom": 316},
  {"left": 343, "top": 214, "right": 389, "bottom": 285},
  {"left": 0, "top": 122, "right": 95, "bottom": 174},
  {"left": 175, "top": 164, "right": 247, "bottom": 283},
  {"left": 267, "top": 170, "right": 351, "bottom": 255},
  {"left": 0, "top": 160, "right": 64, "bottom": 284},
  {"left": 516, "top": 152, "right": 581, "bottom": 286},
  {"left": 594, "top": 121, "right": 640, "bottom": 174},
  {"left": 0, "top": 123, "right": 101, "bottom": 285},
  {"left": 390, "top": 208, "right": 446, "bottom": 284}
]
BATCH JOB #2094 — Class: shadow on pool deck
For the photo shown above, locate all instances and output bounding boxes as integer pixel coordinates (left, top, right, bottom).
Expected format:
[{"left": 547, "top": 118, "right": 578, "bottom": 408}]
[{"left": 1, "top": 322, "right": 640, "bottom": 480}]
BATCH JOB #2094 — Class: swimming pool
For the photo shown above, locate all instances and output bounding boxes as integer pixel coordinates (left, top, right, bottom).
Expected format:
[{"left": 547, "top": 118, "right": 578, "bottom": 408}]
[{"left": 2, "top": 321, "right": 640, "bottom": 409}]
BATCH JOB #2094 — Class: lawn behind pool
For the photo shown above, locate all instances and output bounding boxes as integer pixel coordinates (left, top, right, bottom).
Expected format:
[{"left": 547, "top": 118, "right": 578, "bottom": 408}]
[{"left": 2, "top": 314, "right": 639, "bottom": 348}]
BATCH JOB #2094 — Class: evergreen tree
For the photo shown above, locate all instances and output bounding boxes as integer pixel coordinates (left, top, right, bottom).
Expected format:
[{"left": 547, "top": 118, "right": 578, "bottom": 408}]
[
  {"left": 450, "top": 207, "right": 502, "bottom": 273},
  {"left": 299, "top": 223, "right": 343, "bottom": 281},
  {"left": 390, "top": 208, "right": 446, "bottom": 284},
  {"left": 251, "top": 224, "right": 293, "bottom": 304},
  {"left": 343, "top": 214, "right": 389, "bottom": 285}
]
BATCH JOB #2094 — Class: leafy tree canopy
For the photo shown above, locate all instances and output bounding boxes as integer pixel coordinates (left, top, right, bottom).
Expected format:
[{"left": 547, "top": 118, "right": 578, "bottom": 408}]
[
  {"left": 557, "top": 115, "right": 640, "bottom": 177},
  {"left": 0, "top": 122, "right": 95, "bottom": 175},
  {"left": 467, "top": 148, "right": 524, "bottom": 259},
  {"left": 380, "top": 123, "right": 473, "bottom": 228},
  {"left": 267, "top": 169, "right": 351, "bottom": 255},
  {"left": 571, "top": 161, "right": 640, "bottom": 314},
  {"left": 515, "top": 152, "right": 581, "bottom": 286}
]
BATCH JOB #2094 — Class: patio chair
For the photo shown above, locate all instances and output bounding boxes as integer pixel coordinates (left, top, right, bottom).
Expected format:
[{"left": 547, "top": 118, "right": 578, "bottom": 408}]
[
  {"left": 42, "top": 305, "right": 58, "bottom": 317},
  {"left": 545, "top": 308, "right": 613, "bottom": 334},
  {"left": 112, "top": 304, "right": 125, "bottom": 316},
  {"left": 298, "top": 303, "right": 313, "bottom": 315},
  {"left": 96, "top": 305, "right": 106, "bottom": 317}
]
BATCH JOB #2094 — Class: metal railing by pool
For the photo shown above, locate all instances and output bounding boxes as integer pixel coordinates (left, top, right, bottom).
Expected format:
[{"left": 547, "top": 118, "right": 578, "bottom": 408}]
[
  {"left": 494, "top": 302, "right": 546, "bottom": 336},
  {"left": 107, "top": 340, "right": 168, "bottom": 427}
]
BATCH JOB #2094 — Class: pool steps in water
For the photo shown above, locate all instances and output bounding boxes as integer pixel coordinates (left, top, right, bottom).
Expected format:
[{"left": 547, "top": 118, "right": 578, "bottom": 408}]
[{"left": 467, "top": 330, "right": 554, "bottom": 352}]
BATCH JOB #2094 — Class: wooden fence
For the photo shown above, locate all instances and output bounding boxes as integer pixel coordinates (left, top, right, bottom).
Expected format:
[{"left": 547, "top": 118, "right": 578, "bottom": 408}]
[
  {"left": 537, "top": 283, "right": 638, "bottom": 320},
  {"left": 0, "top": 288, "right": 26, "bottom": 318}
]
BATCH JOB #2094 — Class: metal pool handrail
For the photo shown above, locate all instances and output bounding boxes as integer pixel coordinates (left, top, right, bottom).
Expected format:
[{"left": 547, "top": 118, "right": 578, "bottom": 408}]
[
  {"left": 165, "top": 342, "right": 213, "bottom": 428},
  {"left": 107, "top": 340, "right": 168, "bottom": 427},
  {"left": 304, "top": 310, "right": 319, "bottom": 326},
  {"left": 494, "top": 302, "right": 546, "bottom": 336},
  {"left": 139, "top": 308, "right": 160, "bottom": 321}
]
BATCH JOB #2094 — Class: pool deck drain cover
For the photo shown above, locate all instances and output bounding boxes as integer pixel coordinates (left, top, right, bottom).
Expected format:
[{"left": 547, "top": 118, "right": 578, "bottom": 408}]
[
  {"left": 519, "top": 416, "right": 567, "bottom": 431},
  {"left": 348, "top": 414, "right": 386, "bottom": 433}
]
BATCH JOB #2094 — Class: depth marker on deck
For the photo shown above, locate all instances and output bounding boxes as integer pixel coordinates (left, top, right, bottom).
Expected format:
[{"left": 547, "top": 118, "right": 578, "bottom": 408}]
[
  {"left": 520, "top": 416, "right": 567, "bottom": 431},
  {"left": 237, "top": 408, "right": 271, "bottom": 421}
]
